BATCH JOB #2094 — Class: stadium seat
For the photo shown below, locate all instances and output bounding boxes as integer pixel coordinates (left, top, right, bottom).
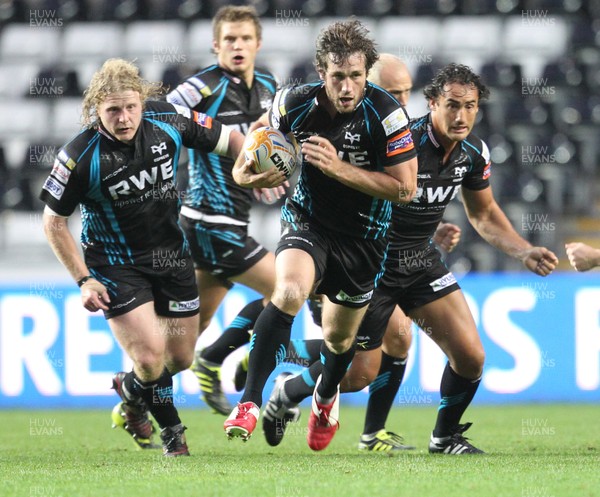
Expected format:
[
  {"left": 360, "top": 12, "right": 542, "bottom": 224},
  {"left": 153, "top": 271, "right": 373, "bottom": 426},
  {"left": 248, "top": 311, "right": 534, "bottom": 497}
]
[
  {"left": 62, "top": 22, "right": 125, "bottom": 64},
  {"left": 78, "top": 0, "right": 124, "bottom": 21},
  {"left": 334, "top": 0, "right": 394, "bottom": 16},
  {"left": 523, "top": 0, "right": 586, "bottom": 15},
  {"left": 160, "top": 64, "right": 197, "bottom": 92},
  {"left": 51, "top": 98, "right": 85, "bottom": 143},
  {"left": 395, "top": 0, "right": 458, "bottom": 15},
  {"left": 568, "top": 17, "right": 600, "bottom": 51},
  {"left": 551, "top": 93, "right": 593, "bottom": 130},
  {"left": 377, "top": 17, "right": 440, "bottom": 58},
  {"left": 460, "top": 0, "right": 511, "bottom": 15},
  {"left": 540, "top": 58, "right": 585, "bottom": 90},
  {"left": 412, "top": 61, "right": 446, "bottom": 89},
  {"left": 480, "top": 61, "right": 523, "bottom": 90},
  {"left": 0, "top": 24, "right": 60, "bottom": 63},
  {"left": 27, "top": 67, "right": 81, "bottom": 99},
  {"left": 0, "top": 62, "right": 39, "bottom": 99},
  {"left": 502, "top": 94, "right": 553, "bottom": 139},
  {"left": 439, "top": 17, "right": 503, "bottom": 61},
  {"left": 486, "top": 132, "right": 517, "bottom": 167},
  {"left": 0, "top": 99, "right": 50, "bottom": 141},
  {"left": 503, "top": 15, "right": 569, "bottom": 60},
  {"left": 186, "top": 19, "right": 215, "bottom": 68},
  {"left": 288, "top": 58, "right": 320, "bottom": 86},
  {"left": 124, "top": 21, "right": 188, "bottom": 63},
  {"left": 584, "top": 63, "right": 600, "bottom": 93},
  {"left": 259, "top": 18, "right": 315, "bottom": 60},
  {"left": 271, "top": 0, "right": 332, "bottom": 17}
]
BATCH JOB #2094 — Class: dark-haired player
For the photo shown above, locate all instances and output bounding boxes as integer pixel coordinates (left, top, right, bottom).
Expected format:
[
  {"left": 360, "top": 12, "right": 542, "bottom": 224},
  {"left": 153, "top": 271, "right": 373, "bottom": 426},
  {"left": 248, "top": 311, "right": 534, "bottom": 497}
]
[
  {"left": 40, "top": 58, "right": 244, "bottom": 456},
  {"left": 166, "top": 5, "right": 281, "bottom": 415},
  {"left": 263, "top": 63, "right": 558, "bottom": 454},
  {"left": 224, "top": 19, "right": 418, "bottom": 451}
]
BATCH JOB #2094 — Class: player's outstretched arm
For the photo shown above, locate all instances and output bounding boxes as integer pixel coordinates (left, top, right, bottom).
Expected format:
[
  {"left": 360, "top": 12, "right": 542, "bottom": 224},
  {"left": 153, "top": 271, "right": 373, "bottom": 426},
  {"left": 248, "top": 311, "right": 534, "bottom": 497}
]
[
  {"left": 461, "top": 186, "right": 558, "bottom": 276},
  {"left": 565, "top": 242, "right": 600, "bottom": 271},
  {"left": 43, "top": 207, "right": 110, "bottom": 311},
  {"left": 301, "top": 135, "right": 417, "bottom": 203}
]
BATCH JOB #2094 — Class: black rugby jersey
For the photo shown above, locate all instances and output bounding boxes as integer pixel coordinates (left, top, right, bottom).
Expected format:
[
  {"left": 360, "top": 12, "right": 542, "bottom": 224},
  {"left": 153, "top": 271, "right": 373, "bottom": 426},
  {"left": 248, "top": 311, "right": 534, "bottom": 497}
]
[
  {"left": 389, "top": 113, "right": 491, "bottom": 251},
  {"left": 40, "top": 101, "right": 226, "bottom": 267},
  {"left": 166, "top": 65, "right": 276, "bottom": 223},
  {"left": 271, "top": 81, "right": 417, "bottom": 240}
]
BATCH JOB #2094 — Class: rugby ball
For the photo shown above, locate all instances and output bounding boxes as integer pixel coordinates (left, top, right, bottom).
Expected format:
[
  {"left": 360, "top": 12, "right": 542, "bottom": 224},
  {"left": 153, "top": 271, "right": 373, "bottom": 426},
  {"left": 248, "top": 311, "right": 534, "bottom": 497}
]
[{"left": 243, "top": 126, "right": 300, "bottom": 178}]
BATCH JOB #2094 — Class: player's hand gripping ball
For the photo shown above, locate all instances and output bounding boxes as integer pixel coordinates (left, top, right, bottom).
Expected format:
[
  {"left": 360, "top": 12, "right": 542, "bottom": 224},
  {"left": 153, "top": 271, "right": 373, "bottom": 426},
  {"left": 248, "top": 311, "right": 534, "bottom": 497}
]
[{"left": 243, "top": 126, "right": 300, "bottom": 178}]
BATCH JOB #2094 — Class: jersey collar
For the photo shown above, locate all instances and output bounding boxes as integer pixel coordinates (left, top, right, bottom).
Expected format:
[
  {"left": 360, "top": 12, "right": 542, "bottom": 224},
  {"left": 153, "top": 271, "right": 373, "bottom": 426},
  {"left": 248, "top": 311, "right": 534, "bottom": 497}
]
[{"left": 426, "top": 114, "right": 441, "bottom": 149}]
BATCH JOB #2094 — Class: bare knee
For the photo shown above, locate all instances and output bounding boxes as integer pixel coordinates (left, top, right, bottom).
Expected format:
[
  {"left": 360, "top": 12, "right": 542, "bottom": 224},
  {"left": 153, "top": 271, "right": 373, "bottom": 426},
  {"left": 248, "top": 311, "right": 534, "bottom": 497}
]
[
  {"left": 451, "top": 347, "right": 485, "bottom": 379},
  {"left": 132, "top": 349, "right": 165, "bottom": 380},
  {"left": 382, "top": 328, "right": 412, "bottom": 357},
  {"left": 323, "top": 332, "right": 355, "bottom": 354},
  {"left": 340, "top": 365, "right": 375, "bottom": 393},
  {"left": 272, "top": 279, "right": 310, "bottom": 315},
  {"left": 167, "top": 350, "right": 194, "bottom": 374}
]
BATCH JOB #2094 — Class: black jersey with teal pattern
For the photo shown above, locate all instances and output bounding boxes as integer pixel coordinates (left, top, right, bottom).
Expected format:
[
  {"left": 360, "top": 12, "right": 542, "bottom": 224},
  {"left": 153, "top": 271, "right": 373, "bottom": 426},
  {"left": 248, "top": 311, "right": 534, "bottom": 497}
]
[
  {"left": 166, "top": 65, "right": 276, "bottom": 223},
  {"left": 389, "top": 113, "right": 491, "bottom": 251},
  {"left": 270, "top": 81, "right": 417, "bottom": 240},
  {"left": 40, "top": 101, "right": 225, "bottom": 267}
]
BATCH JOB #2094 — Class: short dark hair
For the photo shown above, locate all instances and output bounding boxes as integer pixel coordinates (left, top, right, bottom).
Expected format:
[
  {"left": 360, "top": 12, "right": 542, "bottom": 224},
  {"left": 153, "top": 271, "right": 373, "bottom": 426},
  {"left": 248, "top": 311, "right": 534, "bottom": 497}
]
[
  {"left": 423, "top": 63, "right": 490, "bottom": 101},
  {"left": 315, "top": 19, "right": 378, "bottom": 73},
  {"left": 212, "top": 5, "right": 262, "bottom": 41}
]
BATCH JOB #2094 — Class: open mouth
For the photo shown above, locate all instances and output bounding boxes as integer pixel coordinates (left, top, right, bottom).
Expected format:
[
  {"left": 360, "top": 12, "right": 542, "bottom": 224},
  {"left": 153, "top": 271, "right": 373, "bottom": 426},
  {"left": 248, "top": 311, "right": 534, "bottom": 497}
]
[
  {"left": 233, "top": 55, "right": 245, "bottom": 64},
  {"left": 339, "top": 96, "right": 354, "bottom": 106}
]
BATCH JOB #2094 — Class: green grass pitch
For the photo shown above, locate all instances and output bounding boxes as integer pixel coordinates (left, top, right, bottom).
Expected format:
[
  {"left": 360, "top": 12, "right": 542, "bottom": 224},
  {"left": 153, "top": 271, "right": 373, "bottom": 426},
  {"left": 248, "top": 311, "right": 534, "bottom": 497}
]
[{"left": 1, "top": 404, "right": 599, "bottom": 497}]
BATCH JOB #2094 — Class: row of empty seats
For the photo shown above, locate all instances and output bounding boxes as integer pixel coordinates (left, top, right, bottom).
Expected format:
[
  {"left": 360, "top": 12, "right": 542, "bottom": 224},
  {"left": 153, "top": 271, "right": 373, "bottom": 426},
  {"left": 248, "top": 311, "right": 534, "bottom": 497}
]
[
  {"left": 4, "top": 0, "right": 600, "bottom": 22},
  {"left": 3, "top": 71, "right": 599, "bottom": 146},
  {"left": 0, "top": 15, "right": 574, "bottom": 67}
]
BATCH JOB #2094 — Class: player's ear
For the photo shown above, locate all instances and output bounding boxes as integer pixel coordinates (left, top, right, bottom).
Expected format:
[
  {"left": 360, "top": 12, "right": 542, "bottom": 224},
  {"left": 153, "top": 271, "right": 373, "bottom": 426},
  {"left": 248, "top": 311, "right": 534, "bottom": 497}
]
[
  {"left": 428, "top": 98, "right": 437, "bottom": 111},
  {"left": 212, "top": 39, "right": 220, "bottom": 54}
]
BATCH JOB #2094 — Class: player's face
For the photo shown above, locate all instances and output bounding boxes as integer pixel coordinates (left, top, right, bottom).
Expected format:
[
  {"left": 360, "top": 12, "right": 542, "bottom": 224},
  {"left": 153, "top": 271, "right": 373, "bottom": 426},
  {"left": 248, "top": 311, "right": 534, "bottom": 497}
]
[
  {"left": 429, "top": 82, "right": 479, "bottom": 146},
  {"left": 320, "top": 52, "right": 368, "bottom": 114},
  {"left": 214, "top": 21, "right": 261, "bottom": 80},
  {"left": 97, "top": 91, "right": 143, "bottom": 144}
]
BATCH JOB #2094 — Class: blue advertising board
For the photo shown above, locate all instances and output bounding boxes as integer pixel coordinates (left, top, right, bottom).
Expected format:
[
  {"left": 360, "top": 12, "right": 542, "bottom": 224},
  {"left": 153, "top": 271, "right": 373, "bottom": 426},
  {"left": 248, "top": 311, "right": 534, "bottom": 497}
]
[{"left": 0, "top": 272, "right": 599, "bottom": 408}]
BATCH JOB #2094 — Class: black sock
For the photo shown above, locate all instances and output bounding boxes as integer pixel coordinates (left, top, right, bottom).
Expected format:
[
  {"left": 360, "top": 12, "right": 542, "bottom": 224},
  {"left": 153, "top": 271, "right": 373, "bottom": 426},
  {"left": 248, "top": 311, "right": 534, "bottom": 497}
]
[
  {"left": 201, "top": 299, "right": 264, "bottom": 364},
  {"left": 130, "top": 368, "right": 181, "bottom": 429},
  {"left": 240, "top": 302, "right": 294, "bottom": 407},
  {"left": 317, "top": 342, "right": 355, "bottom": 401},
  {"left": 284, "top": 361, "right": 322, "bottom": 404},
  {"left": 285, "top": 338, "right": 322, "bottom": 367},
  {"left": 363, "top": 352, "right": 407, "bottom": 435},
  {"left": 433, "top": 363, "right": 481, "bottom": 438},
  {"left": 123, "top": 370, "right": 142, "bottom": 403}
]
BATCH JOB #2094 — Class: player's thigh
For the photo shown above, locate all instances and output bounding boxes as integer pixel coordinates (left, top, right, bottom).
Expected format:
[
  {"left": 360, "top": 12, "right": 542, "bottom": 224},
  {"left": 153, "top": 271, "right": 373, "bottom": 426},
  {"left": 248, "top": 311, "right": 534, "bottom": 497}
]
[
  {"left": 271, "top": 248, "right": 316, "bottom": 314},
  {"left": 382, "top": 306, "right": 413, "bottom": 358},
  {"left": 161, "top": 313, "right": 200, "bottom": 373},
  {"left": 232, "top": 250, "right": 276, "bottom": 300},
  {"left": 410, "top": 290, "right": 484, "bottom": 378},
  {"left": 321, "top": 297, "right": 368, "bottom": 351},
  {"left": 196, "top": 269, "right": 230, "bottom": 330},
  {"left": 341, "top": 349, "right": 381, "bottom": 393},
  {"left": 109, "top": 301, "right": 166, "bottom": 377}
]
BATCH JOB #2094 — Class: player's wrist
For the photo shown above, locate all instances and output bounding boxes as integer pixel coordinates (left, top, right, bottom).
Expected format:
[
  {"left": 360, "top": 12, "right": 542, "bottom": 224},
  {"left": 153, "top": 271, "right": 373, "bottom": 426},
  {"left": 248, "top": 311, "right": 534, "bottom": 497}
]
[{"left": 77, "top": 275, "right": 93, "bottom": 287}]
